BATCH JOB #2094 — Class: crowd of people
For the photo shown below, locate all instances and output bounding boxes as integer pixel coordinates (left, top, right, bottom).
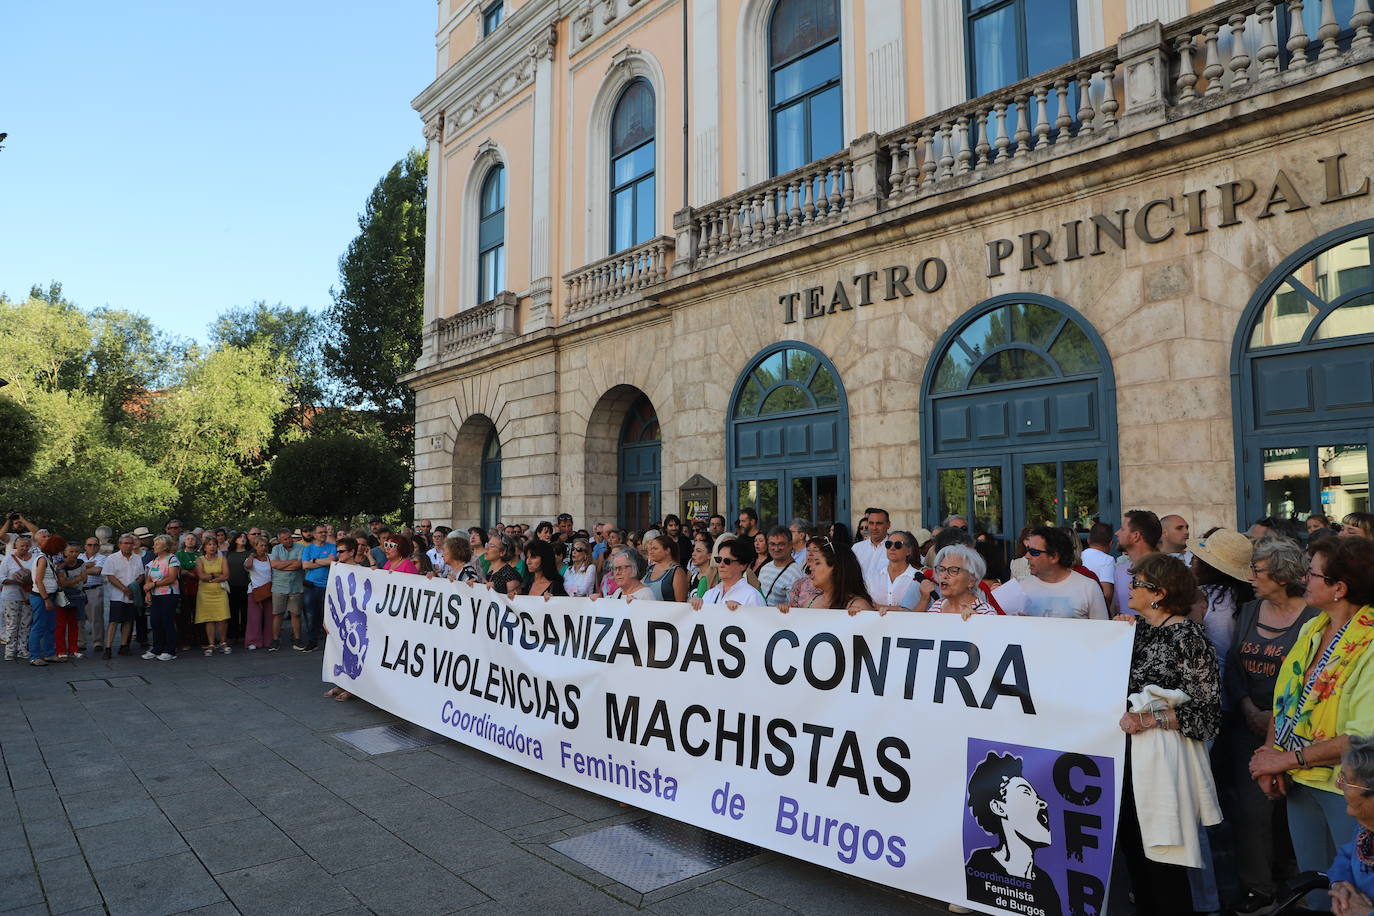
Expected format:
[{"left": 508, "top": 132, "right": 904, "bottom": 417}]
[{"left": 4, "top": 504, "right": 1374, "bottom": 916}]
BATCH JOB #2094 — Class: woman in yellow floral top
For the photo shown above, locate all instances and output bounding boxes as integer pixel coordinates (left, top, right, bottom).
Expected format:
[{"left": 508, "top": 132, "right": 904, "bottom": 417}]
[{"left": 1249, "top": 536, "right": 1374, "bottom": 910}]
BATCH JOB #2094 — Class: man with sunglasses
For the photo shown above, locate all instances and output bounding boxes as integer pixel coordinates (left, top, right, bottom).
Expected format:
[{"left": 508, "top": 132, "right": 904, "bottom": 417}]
[{"left": 994, "top": 526, "right": 1108, "bottom": 619}]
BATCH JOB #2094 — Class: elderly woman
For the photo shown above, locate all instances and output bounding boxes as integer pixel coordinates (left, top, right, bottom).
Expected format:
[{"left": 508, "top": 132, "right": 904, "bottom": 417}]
[
  {"left": 1, "top": 533, "right": 37, "bottom": 661},
  {"left": 1115, "top": 552, "right": 1221, "bottom": 916},
  {"left": 1219, "top": 536, "right": 1319, "bottom": 912},
  {"left": 608, "top": 548, "right": 653, "bottom": 601},
  {"left": 142, "top": 534, "right": 181, "bottom": 661},
  {"left": 28, "top": 535, "right": 67, "bottom": 666},
  {"left": 1250, "top": 536, "right": 1374, "bottom": 910},
  {"left": 921, "top": 544, "right": 996, "bottom": 619},
  {"left": 1330, "top": 735, "right": 1374, "bottom": 916},
  {"left": 484, "top": 534, "right": 522, "bottom": 596},
  {"left": 438, "top": 535, "right": 482, "bottom": 584}
]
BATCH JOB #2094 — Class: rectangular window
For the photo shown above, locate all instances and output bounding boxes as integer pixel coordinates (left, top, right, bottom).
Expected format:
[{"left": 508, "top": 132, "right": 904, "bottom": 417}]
[
  {"left": 482, "top": 1, "right": 503, "bottom": 36},
  {"left": 1262, "top": 446, "right": 1312, "bottom": 521},
  {"left": 1319, "top": 444, "right": 1370, "bottom": 518},
  {"left": 966, "top": 0, "right": 1077, "bottom": 98}
]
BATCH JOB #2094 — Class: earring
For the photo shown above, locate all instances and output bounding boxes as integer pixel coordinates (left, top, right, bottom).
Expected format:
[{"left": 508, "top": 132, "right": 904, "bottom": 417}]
[{"left": 1149, "top": 601, "right": 1159, "bottom": 610}]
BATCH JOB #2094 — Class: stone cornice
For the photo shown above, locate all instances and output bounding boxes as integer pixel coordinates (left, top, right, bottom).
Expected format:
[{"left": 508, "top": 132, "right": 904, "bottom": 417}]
[{"left": 412, "top": 0, "right": 564, "bottom": 124}]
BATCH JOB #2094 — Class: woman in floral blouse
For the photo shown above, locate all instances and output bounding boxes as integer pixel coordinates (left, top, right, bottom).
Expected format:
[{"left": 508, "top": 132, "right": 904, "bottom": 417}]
[{"left": 1115, "top": 552, "right": 1220, "bottom": 915}]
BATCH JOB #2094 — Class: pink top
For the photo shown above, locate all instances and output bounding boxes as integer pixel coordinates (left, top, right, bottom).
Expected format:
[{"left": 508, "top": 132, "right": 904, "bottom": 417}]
[
  {"left": 147, "top": 555, "right": 181, "bottom": 597},
  {"left": 384, "top": 558, "right": 420, "bottom": 575},
  {"left": 929, "top": 596, "right": 996, "bottom": 616}
]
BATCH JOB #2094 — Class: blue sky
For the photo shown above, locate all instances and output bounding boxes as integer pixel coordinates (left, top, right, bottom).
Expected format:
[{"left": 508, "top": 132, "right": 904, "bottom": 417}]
[{"left": 0, "top": 0, "right": 435, "bottom": 342}]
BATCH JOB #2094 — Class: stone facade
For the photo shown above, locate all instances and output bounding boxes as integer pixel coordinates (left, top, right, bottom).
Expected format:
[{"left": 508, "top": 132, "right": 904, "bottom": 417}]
[{"left": 409, "top": 0, "right": 1374, "bottom": 535}]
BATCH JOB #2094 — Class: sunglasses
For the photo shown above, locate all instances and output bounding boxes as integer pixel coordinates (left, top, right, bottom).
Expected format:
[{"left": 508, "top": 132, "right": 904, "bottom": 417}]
[
  {"left": 884, "top": 540, "right": 910, "bottom": 550},
  {"left": 1129, "top": 579, "right": 1159, "bottom": 590},
  {"left": 383, "top": 542, "right": 398, "bottom": 549},
  {"left": 714, "top": 556, "right": 740, "bottom": 566},
  {"left": 573, "top": 546, "right": 588, "bottom": 553},
  {"left": 1023, "top": 546, "right": 1049, "bottom": 557}
]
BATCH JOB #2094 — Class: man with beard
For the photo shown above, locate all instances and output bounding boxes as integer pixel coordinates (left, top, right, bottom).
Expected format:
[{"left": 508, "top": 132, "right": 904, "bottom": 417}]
[{"left": 963, "top": 752, "right": 1062, "bottom": 916}]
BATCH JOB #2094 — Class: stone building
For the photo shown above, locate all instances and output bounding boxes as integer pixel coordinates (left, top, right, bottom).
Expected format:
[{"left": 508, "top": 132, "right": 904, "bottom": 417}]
[{"left": 406, "top": 0, "right": 1374, "bottom": 548}]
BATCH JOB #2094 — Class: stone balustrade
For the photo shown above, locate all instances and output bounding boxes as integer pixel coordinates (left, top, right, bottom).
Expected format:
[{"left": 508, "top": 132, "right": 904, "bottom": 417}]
[
  {"left": 436, "top": 291, "right": 517, "bottom": 358},
  {"left": 686, "top": 151, "right": 857, "bottom": 269},
  {"left": 563, "top": 235, "right": 674, "bottom": 316}
]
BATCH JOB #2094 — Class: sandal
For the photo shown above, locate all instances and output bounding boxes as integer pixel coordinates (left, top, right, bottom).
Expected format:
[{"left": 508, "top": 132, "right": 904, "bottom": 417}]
[
  {"left": 323, "top": 687, "right": 341, "bottom": 698},
  {"left": 334, "top": 691, "right": 352, "bottom": 702},
  {"left": 219, "top": 644, "right": 231, "bottom": 655}
]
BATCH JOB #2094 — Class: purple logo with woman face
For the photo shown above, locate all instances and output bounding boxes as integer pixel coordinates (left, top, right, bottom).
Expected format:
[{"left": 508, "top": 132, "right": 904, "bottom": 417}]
[{"left": 328, "top": 572, "right": 372, "bottom": 680}]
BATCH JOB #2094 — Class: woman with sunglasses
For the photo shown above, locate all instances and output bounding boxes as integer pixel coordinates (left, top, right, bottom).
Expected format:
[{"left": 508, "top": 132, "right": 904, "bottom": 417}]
[
  {"left": 1250, "top": 535, "right": 1374, "bottom": 910},
  {"left": 691, "top": 537, "right": 765, "bottom": 611},
  {"left": 1115, "top": 552, "right": 1221, "bottom": 916},
  {"left": 380, "top": 534, "right": 420, "bottom": 575},
  {"left": 873, "top": 531, "right": 919, "bottom": 611},
  {"left": 779, "top": 535, "right": 872, "bottom": 616},
  {"left": 562, "top": 538, "right": 599, "bottom": 597}
]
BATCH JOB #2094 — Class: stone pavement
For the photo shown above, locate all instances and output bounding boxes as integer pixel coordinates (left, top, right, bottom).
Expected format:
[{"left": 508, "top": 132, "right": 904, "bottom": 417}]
[{"left": 0, "top": 645, "right": 950, "bottom": 916}]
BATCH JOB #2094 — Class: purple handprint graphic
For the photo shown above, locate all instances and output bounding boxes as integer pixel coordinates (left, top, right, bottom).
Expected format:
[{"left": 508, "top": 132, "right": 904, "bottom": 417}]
[{"left": 329, "top": 572, "right": 372, "bottom": 680}]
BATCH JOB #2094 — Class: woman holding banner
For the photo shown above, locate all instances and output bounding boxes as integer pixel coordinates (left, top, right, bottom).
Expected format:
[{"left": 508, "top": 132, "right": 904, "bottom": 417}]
[
  {"left": 607, "top": 548, "right": 653, "bottom": 600},
  {"left": 484, "top": 534, "right": 522, "bottom": 596},
  {"left": 521, "top": 539, "right": 567, "bottom": 598},
  {"left": 692, "top": 537, "right": 765, "bottom": 610},
  {"left": 1115, "top": 552, "right": 1221, "bottom": 916},
  {"left": 783, "top": 535, "right": 872, "bottom": 615}
]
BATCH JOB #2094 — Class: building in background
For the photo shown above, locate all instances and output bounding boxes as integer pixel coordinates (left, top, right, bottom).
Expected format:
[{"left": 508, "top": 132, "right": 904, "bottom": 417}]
[{"left": 405, "top": 0, "right": 1374, "bottom": 551}]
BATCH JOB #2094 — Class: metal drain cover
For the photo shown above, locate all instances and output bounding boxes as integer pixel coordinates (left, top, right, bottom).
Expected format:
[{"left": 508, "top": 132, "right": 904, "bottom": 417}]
[
  {"left": 106, "top": 675, "right": 148, "bottom": 688},
  {"left": 233, "top": 674, "right": 290, "bottom": 687},
  {"left": 333, "top": 722, "right": 445, "bottom": 755},
  {"left": 69, "top": 679, "right": 110, "bottom": 691},
  {"left": 551, "top": 817, "right": 760, "bottom": 893}
]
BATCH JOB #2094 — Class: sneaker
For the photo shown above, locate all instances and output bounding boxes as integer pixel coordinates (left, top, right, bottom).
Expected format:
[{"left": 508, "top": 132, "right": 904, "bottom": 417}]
[
  {"left": 292, "top": 643, "right": 306, "bottom": 652},
  {"left": 220, "top": 645, "right": 231, "bottom": 655},
  {"left": 117, "top": 645, "right": 130, "bottom": 656},
  {"left": 304, "top": 642, "right": 318, "bottom": 652},
  {"left": 247, "top": 644, "right": 258, "bottom": 651},
  {"left": 29, "top": 658, "right": 47, "bottom": 667},
  {"left": 157, "top": 653, "right": 175, "bottom": 661},
  {"left": 71, "top": 652, "right": 84, "bottom": 659},
  {"left": 56, "top": 654, "right": 68, "bottom": 660},
  {"left": 3, "top": 652, "right": 13, "bottom": 662},
  {"left": 268, "top": 641, "right": 279, "bottom": 652},
  {"left": 101, "top": 648, "right": 112, "bottom": 660},
  {"left": 142, "top": 651, "right": 157, "bottom": 660},
  {"left": 203, "top": 647, "right": 213, "bottom": 657}
]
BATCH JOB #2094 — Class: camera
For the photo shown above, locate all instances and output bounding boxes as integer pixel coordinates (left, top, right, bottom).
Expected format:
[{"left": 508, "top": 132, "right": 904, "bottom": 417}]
[{"left": 6, "top": 512, "right": 19, "bottom": 522}]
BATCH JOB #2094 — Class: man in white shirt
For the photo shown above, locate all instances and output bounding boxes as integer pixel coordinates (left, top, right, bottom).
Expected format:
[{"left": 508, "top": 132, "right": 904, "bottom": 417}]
[
  {"left": 695, "top": 538, "right": 766, "bottom": 609},
  {"left": 1112, "top": 510, "right": 1162, "bottom": 615},
  {"left": 77, "top": 536, "right": 108, "bottom": 651},
  {"left": 1159, "top": 514, "right": 1193, "bottom": 564},
  {"left": 101, "top": 534, "right": 145, "bottom": 658},
  {"left": 758, "top": 527, "right": 804, "bottom": 605},
  {"left": 995, "top": 527, "right": 1108, "bottom": 620},
  {"left": 1078, "top": 522, "right": 1117, "bottom": 606},
  {"left": 852, "top": 507, "right": 891, "bottom": 600}
]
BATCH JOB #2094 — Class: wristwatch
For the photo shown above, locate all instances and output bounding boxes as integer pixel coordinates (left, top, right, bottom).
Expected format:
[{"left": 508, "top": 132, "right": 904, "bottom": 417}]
[{"left": 1295, "top": 746, "right": 1308, "bottom": 767}]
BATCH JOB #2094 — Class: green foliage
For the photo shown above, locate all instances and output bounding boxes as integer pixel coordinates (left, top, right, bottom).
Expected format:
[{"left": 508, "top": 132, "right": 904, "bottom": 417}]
[
  {"left": 266, "top": 432, "right": 407, "bottom": 520},
  {"left": 2, "top": 445, "right": 177, "bottom": 538},
  {"left": 323, "top": 148, "right": 426, "bottom": 456},
  {"left": 0, "top": 396, "right": 39, "bottom": 478},
  {"left": 210, "top": 301, "right": 325, "bottom": 443}
]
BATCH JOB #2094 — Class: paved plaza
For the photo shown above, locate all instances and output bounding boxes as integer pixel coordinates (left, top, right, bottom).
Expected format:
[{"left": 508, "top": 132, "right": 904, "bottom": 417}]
[{"left": 0, "top": 647, "right": 948, "bottom": 916}]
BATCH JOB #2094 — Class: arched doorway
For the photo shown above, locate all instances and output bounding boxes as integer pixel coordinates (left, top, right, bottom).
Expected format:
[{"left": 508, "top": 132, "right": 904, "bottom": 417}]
[
  {"left": 728, "top": 342, "right": 848, "bottom": 531},
  {"left": 453, "top": 414, "right": 499, "bottom": 530},
  {"left": 921, "top": 295, "right": 1119, "bottom": 553},
  {"left": 1234, "top": 220, "right": 1374, "bottom": 528},
  {"left": 480, "top": 427, "right": 502, "bottom": 532},
  {"left": 618, "top": 394, "right": 661, "bottom": 530}
]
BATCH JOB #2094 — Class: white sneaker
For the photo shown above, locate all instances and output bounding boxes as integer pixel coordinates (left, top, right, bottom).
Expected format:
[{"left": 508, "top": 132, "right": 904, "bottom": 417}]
[
  {"left": 157, "top": 653, "right": 175, "bottom": 661},
  {"left": 141, "top": 651, "right": 157, "bottom": 660},
  {"left": 71, "top": 652, "right": 84, "bottom": 659},
  {"left": 247, "top": 644, "right": 257, "bottom": 651}
]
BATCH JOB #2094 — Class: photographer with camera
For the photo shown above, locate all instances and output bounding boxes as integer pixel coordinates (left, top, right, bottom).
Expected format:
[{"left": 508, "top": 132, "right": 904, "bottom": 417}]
[{"left": 0, "top": 512, "right": 39, "bottom": 551}]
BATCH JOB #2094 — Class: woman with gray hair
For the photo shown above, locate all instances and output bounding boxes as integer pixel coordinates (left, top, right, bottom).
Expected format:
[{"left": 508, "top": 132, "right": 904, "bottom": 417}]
[
  {"left": 1329, "top": 734, "right": 1374, "bottom": 916},
  {"left": 483, "top": 533, "right": 522, "bottom": 596},
  {"left": 924, "top": 544, "right": 996, "bottom": 619},
  {"left": 605, "top": 547, "right": 653, "bottom": 600},
  {"left": 1222, "top": 536, "right": 1319, "bottom": 912}
]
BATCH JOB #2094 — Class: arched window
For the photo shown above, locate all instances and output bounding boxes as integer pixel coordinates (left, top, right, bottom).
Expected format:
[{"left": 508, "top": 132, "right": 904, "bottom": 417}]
[
  {"left": 477, "top": 165, "right": 506, "bottom": 305},
  {"left": 922, "top": 296, "right": 1118, "bottom": 555},
  {"left": 618, "top": 395, "right": 661, "bottom": 530},
  {"left": 729, "top": 343, "right": 848, "bottom": 531},
  {"left": 769, "top": 0, "right": 843, "bottom": 176},
  {"left": 1234, "top": 222, "right": 1374, "bottom": 527},
  {"left": 480, "top": 427, "right": 502, "bottom": 532},
  {"left": 610, "top": 79, "right": 655, "bottom": 253},
  {"left": 966, "top": 0, "right": 1077, "bottom": 97}
]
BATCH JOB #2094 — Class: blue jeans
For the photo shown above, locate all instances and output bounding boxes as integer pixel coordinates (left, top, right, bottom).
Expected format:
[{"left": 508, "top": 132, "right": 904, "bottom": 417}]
[
  {"left": 27, "top": 593, "right": 54, "bottom": 659},
  {"left": 1288, "top": 780, "right": 1356, "bottom": 908},
  {"left": 302, "top": 583, "right": 325, "bottom": 648}
]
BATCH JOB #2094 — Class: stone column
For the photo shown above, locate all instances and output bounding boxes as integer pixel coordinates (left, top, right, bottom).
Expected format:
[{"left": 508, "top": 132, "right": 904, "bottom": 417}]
[
  {"left": 527, "top": 26, "right": 557, "bottom": 331},
  {"left": 418, "top": 113, "right": 443, "bottom": 370},
  {"left": 690, "top": 0, "right": 720, "bottom": 205}
]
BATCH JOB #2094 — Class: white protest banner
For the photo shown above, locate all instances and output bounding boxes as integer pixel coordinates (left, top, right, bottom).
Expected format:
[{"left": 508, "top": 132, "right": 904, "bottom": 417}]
[{"left": 322, "top": 565, "right": 1132, "bottom": 915}]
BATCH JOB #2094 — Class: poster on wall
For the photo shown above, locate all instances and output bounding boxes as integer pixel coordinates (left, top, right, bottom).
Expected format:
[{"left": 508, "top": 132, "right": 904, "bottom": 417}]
[{"left": 323, "top": 565, "right": 1132, "bottom": 915}]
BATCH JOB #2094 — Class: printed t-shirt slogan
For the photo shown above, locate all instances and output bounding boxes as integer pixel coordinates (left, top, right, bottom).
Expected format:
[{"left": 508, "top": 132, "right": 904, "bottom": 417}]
[{"left": 322, "top": 566, "right": 1132, "bottom": 915}]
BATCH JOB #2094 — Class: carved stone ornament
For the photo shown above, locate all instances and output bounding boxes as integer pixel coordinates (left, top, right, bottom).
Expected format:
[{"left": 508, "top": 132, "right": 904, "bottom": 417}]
[
  {"left": 422, "top": 115, "right": 442, "bottom": 144},
  {"left": 607, "top": 46, "right": 642, "bottom": 74},
  {"left": 527, "top": 24, "right": 557, "bottom": 61}
]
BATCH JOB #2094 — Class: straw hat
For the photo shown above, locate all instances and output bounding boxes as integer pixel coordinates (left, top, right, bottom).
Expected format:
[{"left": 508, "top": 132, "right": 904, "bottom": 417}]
[
  {"left": 131, "top": 526, "right": 152, "bottom": 539},
  {"left": 1188, "top": 528, "right": 1253, "bottom": 583},
  {"left": 911, "top": 528, "right": 934, "bottom": 548}
]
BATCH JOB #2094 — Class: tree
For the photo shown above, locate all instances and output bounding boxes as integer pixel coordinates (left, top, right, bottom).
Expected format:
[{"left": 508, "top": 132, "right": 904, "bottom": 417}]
[
  {"left": 210, "top": 301, "right": 326, "bottom": 440},
  {"left": 323, "top": 149, "right": 426, "bottom": 457},
  {"left": 265, "top": 432, "right": 408, "bottom": 520},
  {"left": 0, "top": 396, "right": 39, "bottom": 478},
  {"left": 84, "top": 307, "right": 189, "bottom": 423}
]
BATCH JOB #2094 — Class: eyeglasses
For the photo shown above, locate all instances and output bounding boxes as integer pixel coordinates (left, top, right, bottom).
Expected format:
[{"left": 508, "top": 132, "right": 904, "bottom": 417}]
[
  {"left": 933, "top": 565, "right": 966, "bottom": 576},
  {"left": 1129, "top": 579, "right": 1159, "bottom": 590},
  {"left": 1338, "top": 771, "right": 1374, "bottom": 793},
  {"left": 884, "top": 540, "right": 910, "bottom": 550},
  {"left": 1304, "top": 567, "right": 1338, "bottom": 585},
  {"left": 573, "top": 546, "right": 587, "bottom": 553},
  {"left": 610, "top": 565, "right": 634, "bottom": 573},
  {"left": 1023, "top": 546, "right": 1048, "bottom": 557},
  {"left": 714, "top": 556, "right": 739, "bottom": 566},
  {"left": 1249, "top": 563, "right": 1270, "bottom": 576},
  {"left": 383, "top": 542, "right": 398, "bottom": 549}
]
